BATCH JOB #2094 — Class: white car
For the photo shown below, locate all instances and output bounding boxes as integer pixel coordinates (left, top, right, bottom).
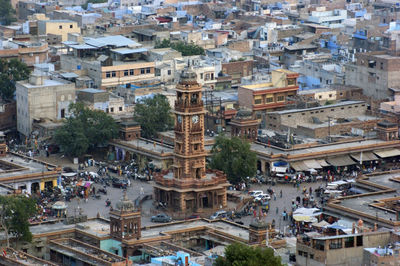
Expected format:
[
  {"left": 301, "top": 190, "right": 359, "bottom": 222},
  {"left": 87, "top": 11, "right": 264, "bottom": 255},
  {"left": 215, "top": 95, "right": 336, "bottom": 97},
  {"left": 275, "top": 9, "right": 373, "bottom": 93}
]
[
  {"left": 249, "top": 190, "right": 264, "bottom": 197},
  {"left": 254, "top": 194, "right": 271, "bottom": 201}
]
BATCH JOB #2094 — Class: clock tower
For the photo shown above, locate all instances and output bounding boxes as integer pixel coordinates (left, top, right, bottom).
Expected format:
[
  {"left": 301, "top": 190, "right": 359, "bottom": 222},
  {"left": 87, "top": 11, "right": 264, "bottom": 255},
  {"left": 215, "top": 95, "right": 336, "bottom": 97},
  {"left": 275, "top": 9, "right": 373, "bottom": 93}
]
[
  {"left": 174, "top": 70, "right": 206, "bottom": 180},
  {"left": 154, "top": 69, "right": 229, "bottom": 217}
]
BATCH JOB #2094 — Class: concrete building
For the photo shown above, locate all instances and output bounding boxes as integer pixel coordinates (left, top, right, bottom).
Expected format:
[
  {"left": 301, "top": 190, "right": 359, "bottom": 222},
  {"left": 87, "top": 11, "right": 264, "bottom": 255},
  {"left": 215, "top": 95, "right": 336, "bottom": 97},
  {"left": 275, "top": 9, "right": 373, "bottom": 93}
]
[
  {"left": 266, "top": 100, "right": 368, "bottom": 135},
  {"left": 37, "top": 20, "right": 80, "bottom": 42},
  {"left": 16, "top": 73, "right": 75, "bottom": 137},
  {"left": 345, "top": 52, "right": 400, "bottom": 101},
  {"left": 298, "top": 88, "right": 337, "bottom": 103},
  {"left": 307, "top": 9, "right": 348, "bottom": 28},
  {"left": 221, "top": 60, "right": 254, "bottom": 86},
  {"left": 238, "top": 69, "right": 299, "bottom": 117},
  {"left": 77, "top": 88, "right": 126, "bottom": 114},
  {"left": 0, "top": 40, "right": 48, "bottom": 67},
  {"left": 296, "top": 230, "right": 396, "bottom": 266},
  {"left": 61, "top": 35, "right": 155, "bottom": 90}
]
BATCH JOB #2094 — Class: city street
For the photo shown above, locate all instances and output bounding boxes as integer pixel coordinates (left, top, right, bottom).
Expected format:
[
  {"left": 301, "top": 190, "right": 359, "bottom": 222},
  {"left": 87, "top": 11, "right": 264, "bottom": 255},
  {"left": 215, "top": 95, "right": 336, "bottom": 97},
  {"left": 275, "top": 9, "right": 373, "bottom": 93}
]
[{"left": 38, "top": 153, "right": 326, "bottom": 229}]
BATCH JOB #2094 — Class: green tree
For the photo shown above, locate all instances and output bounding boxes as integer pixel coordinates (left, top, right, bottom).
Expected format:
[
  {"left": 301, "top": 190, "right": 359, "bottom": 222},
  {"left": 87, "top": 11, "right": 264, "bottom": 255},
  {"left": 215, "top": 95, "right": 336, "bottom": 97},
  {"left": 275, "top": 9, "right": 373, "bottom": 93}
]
[
  {"left": 0, "top": 0, "right": 16, "bottom": 25},
  {"left": 55, "top": 103, "right": 119, "bottom": 157},
  {"left": 214, "top": 242, "right": 283, "bottom": 266},
  {"left": 133, "top": 94, "right": 174, "bottom": 139},
  {"left": 0, "top": 59, "right": 30, "bottom": 101},
  {"left": 0, "top": 195, "right": 37, "bottom": 247},
  {"left": 154, "top": 39, "right": 205, "bottom": 56},
  {"left": 154, "top": 39, "right": 171, "bottom": 49},
  {"left": 209, "top": 135, "right": 257, "bottom": 184}
]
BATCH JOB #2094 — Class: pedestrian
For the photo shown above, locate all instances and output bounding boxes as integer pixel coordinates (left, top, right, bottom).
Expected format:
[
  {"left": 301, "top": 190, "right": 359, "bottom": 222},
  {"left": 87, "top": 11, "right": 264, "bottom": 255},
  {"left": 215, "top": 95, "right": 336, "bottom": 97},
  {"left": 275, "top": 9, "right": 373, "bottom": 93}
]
[
  {"left": 276, "top": 206, "right": 279, "bottom": 214},
  {"left": 140, "top": 187, "right": 144, "bottom": 195},
  {"left": 274, "top": 194, "right": 276, "bottom": 201},
  {"left": 280, "top": 190, "right": 282, "bottom": 198},
  {"left": 309, "top": 187, "right": 312, "bottom": 195}
]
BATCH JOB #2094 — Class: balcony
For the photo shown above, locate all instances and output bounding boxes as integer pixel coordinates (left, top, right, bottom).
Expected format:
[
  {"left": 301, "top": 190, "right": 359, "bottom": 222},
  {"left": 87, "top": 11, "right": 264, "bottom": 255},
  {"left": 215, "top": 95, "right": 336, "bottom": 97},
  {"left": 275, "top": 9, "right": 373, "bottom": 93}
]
[
  {"left": 175, "top": 100, "right": 204, "bottom": 113},
  {"left": 154, "top": 169, "right": 228, "bottom": 189}
]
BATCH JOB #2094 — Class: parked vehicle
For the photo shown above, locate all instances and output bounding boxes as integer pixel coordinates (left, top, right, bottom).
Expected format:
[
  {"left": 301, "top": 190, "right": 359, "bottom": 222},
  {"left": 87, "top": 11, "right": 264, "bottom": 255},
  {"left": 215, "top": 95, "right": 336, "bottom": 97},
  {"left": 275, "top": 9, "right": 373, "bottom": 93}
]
[
  {"left": 112, "top": 179, "right": 128, "bottom": 189},
  {"left": 254, "top": 193, "right": 271, "bottom": 201},
  {"left": 249, "top": 190, "right": 264, "bottom": 197},
  {"left": 151, "top": 213, "right": 172, "bottom": 223},
  {"left": 186, "top": 214, "right": 200, "bottom": 220},
  {"left": 209, "top": 210, "right": 228, "bottom": 220}
]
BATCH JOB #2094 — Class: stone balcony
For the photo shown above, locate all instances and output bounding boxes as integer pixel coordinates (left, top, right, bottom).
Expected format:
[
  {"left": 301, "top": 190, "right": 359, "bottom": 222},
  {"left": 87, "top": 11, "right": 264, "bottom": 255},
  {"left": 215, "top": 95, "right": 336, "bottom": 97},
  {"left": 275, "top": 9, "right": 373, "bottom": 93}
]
[
  {"left": 154, "top": 169, "right": 228, "bottom": 190},
  {"left": 174, "top": 100, "right": 204, "bottom": 113}
]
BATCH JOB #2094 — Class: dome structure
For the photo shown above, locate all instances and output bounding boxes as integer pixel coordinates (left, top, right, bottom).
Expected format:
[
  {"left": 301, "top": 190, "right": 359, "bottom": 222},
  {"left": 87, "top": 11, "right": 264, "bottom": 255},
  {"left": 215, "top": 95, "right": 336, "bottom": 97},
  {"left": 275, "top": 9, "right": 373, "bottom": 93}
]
[{"left": 115, "top": 191, "right": 135, "bottom": 212}]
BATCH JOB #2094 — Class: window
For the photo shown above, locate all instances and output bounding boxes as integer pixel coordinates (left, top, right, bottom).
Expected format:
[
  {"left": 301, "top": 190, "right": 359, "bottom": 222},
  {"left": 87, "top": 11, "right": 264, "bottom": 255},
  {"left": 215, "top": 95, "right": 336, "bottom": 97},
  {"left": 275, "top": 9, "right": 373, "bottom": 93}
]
[
  {"left": 106, "top": 72, "right": 111, "bottom": 78},
  {"left": 310, "top": 112, "right": 314, "bottom": 114},
  {"left": 124, "top": 70, "right": 129, "bottom": 76},
  {"left": 110, "top": 107, "right": 114, "bottom": 113},
  {"left": 70, "top": 24, "right": 73, "bottom": 28},
  {"left": 112, "top": 71, "right": 116, "bottom": 77},
  {"left": 141, "top": 68, "right": 145, "bottom": 74},
  {"left": 287, "top": 78, "right": 296, "bottom": 85},
  {"left": 329, "top": 238, "right": 342, "bottom": 249},
  {"left": 315, "top": 240, "right": 325, "bottom": 251},
  {"left": 329, "top": 94, "right": 332, "bottom": 97},
  {"left": 356, "top": 236, "right": 363, "bottom": 246},
  {"left": 310, "top": 254, "right": 314, "bottom": 259},
  {"left": 168, "top": 70, "right": 171, "bottom": 75},
  {"left": 106, "top": 108, "right": 109, "bottom": 113},
  {"left": 380, "top": 62, "right": 384, "bottom": 69},
  {"left": 340, "top": 92, "right": 343, "bottom": 96},
  {"left": 61, "top": 109, "right": 65, "bottom": 118},
  {"left": 302, "top": 113, "right": 305, "bottom": 115},
  {"left": 321, "top": 110, "right": 324, "bottom": 112},
  {"left": 146, "top": 67, "right": 151, "bottom": 74},
  {"left": 319, "top": 95, "right": 322, "bottom": 99},
  {"left": 200, "top": 73, "right": 203, "bottom": 79},
  {"left": 277, "top": 95, "right": 284, "bottom": 102},
  {"left": 130, "top": 69, "right": 134, "bottom": 75},
  {"left": 59, "top": 25, "right": 62, "bottom": 29},
  {"left": 288, "top": 115, "right": 291, "bottom": 117},
  {"left": 254, "top": 99, "right": 262, "bottom": 104},
  {"left": 298, "top": 251, "right": 303, "bottom": 256},
  {"left": 266, "top": 97, "right": 274, "bottom": 103},
  {"left": 119, "top": 107, "right": 123, "bottom": 111},
  {"left": 344, "top": 237, "right": 354, "bottom": 248}
]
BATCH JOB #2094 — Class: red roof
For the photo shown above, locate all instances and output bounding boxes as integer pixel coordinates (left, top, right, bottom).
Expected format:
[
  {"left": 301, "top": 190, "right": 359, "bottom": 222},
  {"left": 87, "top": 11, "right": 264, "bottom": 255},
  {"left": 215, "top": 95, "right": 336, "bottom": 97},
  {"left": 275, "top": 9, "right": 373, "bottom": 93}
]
[{"left": 156, "top": 17, "right": 172, "bottom": 23}]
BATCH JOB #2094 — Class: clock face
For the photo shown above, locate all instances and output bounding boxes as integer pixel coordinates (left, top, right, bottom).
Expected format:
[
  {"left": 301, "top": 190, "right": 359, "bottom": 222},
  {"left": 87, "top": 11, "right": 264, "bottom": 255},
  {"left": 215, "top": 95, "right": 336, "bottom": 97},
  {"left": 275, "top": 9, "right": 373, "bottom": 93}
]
[
  {"left": 177, "top": 115, "right": 182, "bottom": 123},
  {"left": 192, "top": 115, "right": 199, "bottom": 124}
]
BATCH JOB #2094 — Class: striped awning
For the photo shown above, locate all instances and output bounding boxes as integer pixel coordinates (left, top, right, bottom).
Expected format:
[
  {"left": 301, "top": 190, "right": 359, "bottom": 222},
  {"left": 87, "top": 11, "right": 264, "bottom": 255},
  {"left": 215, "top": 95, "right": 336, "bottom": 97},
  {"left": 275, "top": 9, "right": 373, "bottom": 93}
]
[
  {"left": 326, "top": 155, "right": 356, "bottom": 167},
  {"left": 373, "top": 149, "right": 400, "bottom": 158},
  {"left": 350, "top": 152, "right": 379, "bottom": 162}
]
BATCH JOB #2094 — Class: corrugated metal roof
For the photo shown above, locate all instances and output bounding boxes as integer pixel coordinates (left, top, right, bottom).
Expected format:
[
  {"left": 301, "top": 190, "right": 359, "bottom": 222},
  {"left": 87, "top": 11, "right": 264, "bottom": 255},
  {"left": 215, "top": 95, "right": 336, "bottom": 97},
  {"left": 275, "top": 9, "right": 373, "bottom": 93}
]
[
  {"left": 84, "top": 35, "right": 141, "bottom": 48},
  {"left": 111, "top": 48, "right": 148, "bottom": 55}
]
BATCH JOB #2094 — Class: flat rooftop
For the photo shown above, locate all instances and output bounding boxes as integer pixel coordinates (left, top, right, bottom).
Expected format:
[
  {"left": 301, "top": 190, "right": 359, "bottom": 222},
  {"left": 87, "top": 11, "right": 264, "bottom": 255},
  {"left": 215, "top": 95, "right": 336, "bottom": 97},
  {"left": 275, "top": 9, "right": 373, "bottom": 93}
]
[
  {"left": 141, "top": 220, "right": 249, "bottom": 241},
  {"left": 325, "top": 171, "right": 400, "bottom": 227},
  {"left": 20, "top": 78, "right": 69, "bottom": 89},
  {"left": 251, "top": 138, "right": 389, "bottom": 157},
  {"left": 0, "top": 154, "right": 57, "bottom": 180},
  {"left": 269, "top": 100, "right": 365, "bottom": 115}
]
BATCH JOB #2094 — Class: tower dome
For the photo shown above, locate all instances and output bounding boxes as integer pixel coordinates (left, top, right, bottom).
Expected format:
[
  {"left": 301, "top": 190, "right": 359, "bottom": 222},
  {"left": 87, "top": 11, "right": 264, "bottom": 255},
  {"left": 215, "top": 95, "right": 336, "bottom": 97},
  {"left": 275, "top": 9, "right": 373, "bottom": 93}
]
[{"left": 115, "top": 191, "right": 135, "bottom": 212}]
